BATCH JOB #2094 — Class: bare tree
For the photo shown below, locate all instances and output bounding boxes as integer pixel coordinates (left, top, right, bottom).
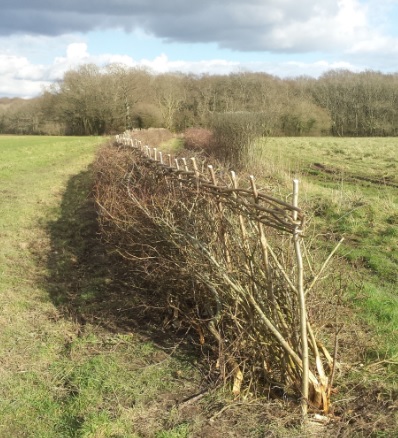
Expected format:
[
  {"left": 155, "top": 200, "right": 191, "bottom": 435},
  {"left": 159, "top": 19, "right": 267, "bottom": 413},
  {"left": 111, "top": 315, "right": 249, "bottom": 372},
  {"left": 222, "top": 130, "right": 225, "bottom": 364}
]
[{"left": 152, "top": 73, "right": 186, "bottom": 131}]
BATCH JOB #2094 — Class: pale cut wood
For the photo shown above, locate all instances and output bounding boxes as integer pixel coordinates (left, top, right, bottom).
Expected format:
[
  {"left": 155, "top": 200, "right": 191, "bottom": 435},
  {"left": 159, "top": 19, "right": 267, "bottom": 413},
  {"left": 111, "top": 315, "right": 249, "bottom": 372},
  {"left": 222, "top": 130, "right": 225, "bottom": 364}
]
[{"left": 293, "top": 179, "right": 309, "bottom": 419}]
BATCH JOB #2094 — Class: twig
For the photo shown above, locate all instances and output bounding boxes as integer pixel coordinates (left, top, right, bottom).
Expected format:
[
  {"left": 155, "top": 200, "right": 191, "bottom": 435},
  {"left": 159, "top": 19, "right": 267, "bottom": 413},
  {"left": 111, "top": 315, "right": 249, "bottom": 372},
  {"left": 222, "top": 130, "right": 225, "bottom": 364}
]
[{"left": 306, "top": 238, "right": 345, "bottom": 295}]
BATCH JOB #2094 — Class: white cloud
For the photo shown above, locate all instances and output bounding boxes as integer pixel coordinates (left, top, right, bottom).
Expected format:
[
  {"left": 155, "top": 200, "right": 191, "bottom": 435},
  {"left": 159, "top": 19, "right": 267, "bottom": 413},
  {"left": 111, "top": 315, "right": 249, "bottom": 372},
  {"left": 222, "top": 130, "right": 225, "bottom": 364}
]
[
  {"left": 1, "top": 0, "right": 398, "bottom": 99},
  {"left": 271, "top": 60, "right": 361, "bottom": 78},
  {"left": 247, "top": 0, "right": 369, "bottom": 52},
  {"left": 0, "top": 41, "right": 368, "bottom": 98},
  {"left": 0, "top": 54, "right": 49, "bottom": 98},
  {"left": 65, "top": 42, "right": 89, "bottom": 60},
  {"left": 348, "top": 34, "right": 398, "bottom": 55},
  {"left": 0, "top": 55, "right": 45, "bottom": 82}
]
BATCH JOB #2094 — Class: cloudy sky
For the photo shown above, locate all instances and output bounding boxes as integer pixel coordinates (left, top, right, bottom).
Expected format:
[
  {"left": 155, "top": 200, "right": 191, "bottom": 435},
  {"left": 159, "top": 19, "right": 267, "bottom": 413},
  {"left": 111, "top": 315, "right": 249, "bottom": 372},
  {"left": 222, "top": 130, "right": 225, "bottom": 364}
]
[{"left": 1, "top": 0, "right": 398, "bottom": 98}]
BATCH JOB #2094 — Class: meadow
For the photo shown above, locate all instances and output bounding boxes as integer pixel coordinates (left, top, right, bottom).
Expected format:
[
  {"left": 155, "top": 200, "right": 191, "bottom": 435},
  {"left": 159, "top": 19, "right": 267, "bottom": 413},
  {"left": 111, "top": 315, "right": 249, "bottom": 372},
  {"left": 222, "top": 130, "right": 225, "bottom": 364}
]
[
  {"left": 250, "top": 137, "right": 398, "bottom": 358},
  {"left": 0, "top": 136, "right": 201, "bottom": 437},
  {"left": 0, "top": 134, "right": 396, "bottom": 437}
]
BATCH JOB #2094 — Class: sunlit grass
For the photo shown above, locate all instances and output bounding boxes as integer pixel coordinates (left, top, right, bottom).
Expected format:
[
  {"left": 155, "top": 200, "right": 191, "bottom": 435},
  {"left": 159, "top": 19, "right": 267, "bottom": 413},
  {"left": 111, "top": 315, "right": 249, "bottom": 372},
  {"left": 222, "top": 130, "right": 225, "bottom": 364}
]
[
  {"left": 1, "top": 134, "right": 397, "bottom": 436},
  {"left": 250, "top": 136, "right": 398, "bottom": 357},
  {"left": 159, "top": 137, "right": 185, "bottom": 153},
  {"left": 0, "top": 135, "right": 199, "bottom": 437},
  {"left": 250, "top": 137, "right": 398, "bottom": 183}
]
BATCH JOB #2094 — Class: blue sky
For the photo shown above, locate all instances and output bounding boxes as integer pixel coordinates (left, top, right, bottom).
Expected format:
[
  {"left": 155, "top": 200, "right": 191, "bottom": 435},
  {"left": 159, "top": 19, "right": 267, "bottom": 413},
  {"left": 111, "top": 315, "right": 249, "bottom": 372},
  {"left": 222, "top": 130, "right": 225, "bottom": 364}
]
[{"left": 1, "top": 0, "right": 398, "bottom": 98}]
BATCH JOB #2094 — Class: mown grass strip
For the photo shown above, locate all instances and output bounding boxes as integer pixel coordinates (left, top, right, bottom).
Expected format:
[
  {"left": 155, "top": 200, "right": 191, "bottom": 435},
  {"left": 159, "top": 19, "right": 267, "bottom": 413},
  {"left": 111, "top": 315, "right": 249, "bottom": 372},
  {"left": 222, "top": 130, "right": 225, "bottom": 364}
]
[{"left": 0, "top": 136, "right": 198, "bottom": 437}]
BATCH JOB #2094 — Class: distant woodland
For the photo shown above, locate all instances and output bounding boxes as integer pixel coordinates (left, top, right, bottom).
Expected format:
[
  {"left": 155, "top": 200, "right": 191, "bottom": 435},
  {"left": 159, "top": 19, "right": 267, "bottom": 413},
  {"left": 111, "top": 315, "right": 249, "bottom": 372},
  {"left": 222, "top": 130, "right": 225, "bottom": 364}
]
[{"left": 1, "top": 65, "right": 398, "bottom": 137}]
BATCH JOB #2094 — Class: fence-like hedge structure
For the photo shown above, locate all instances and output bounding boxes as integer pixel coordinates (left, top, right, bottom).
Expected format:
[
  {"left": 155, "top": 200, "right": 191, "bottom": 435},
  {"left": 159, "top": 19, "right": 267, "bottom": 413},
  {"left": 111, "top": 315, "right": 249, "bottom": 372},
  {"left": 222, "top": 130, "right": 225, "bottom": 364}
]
[{"left": 95, "top": 132, "right": 340, "bottom": 416}]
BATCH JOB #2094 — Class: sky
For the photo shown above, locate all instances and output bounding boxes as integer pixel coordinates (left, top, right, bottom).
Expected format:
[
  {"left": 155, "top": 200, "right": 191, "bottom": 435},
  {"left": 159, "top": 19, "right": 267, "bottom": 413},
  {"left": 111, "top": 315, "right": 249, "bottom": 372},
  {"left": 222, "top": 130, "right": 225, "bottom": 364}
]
[{"left": 1, "top": 0, "right": 398, "bottom": 98}]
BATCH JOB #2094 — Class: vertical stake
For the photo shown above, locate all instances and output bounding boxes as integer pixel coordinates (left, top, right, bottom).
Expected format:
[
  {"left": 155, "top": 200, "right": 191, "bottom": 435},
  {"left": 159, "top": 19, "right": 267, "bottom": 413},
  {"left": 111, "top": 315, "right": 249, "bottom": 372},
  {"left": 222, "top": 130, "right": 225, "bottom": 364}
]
[
  {"left": 191, "top": 157, "right": 200, "bottom": 191},
  {"left": 182, "top": 158, "right": 189, "bottom": 172},
  {"left": 209, "top": 165, "right": 232, "bottom": 270},
  {"left": 208, "top": 165, "right": 216, "bottom": 185},
  {"left": 175, "top": 158, "right": 182, "bottom": 188},
  {"left": 230, "top": 171, "right": 249, "bottom": 249},
  {"left": 249, "top": 175, "right": 258, "bottom": 201},
  {"left": 191, "top": 157, "right": 199, "bottom": 176},
  {"left": 293, "top": 179, "right": 308, "bottom": 421}
]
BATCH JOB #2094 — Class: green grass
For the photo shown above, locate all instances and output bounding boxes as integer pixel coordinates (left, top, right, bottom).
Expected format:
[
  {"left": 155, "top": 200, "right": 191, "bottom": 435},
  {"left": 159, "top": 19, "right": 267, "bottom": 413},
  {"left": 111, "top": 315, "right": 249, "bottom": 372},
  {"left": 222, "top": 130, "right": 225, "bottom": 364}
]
[
  {"left": 0, "top": 135, "right": 200, "bottom": 437},
  {"left": 1, "top": 134, "right": 397, "bottom": 437},
  {"left": 251, "top": 137, "right": 397, "bottom": 183},
  {"left": 159, "top": 137, "right": 184, "bottom": 153},
  {"left": 247, "top": 136, "right": 398, "bottom": 436},
  {"left": 252, "top": 136, "right": 398, "bottom": 358}
]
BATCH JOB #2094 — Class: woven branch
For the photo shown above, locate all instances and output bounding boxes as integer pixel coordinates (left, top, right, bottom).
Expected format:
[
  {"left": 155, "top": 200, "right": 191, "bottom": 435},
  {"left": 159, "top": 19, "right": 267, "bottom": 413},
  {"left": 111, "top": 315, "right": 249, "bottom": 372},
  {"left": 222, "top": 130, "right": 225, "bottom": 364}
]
[
  {"left": 107, "top": 133, "right": 336, "bottom": 413},
  {"left": 116, "top": 133, "right": 304, "bottom": 234}
]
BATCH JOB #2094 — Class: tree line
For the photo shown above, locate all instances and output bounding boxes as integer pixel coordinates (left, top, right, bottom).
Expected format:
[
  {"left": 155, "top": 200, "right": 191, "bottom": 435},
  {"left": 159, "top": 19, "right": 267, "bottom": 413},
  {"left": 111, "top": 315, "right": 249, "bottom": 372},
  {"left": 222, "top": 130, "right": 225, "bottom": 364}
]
[{"left": 1, "top": 64, "right": 398, "bottom": 137}]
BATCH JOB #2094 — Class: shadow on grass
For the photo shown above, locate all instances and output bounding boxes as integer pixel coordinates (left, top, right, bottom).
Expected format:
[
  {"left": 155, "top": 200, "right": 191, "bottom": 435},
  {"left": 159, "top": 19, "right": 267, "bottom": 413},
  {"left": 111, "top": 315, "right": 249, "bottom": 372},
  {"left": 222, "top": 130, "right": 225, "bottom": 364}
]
[{"left": 42, "top": 166, "right": 197, "bottom": 350}]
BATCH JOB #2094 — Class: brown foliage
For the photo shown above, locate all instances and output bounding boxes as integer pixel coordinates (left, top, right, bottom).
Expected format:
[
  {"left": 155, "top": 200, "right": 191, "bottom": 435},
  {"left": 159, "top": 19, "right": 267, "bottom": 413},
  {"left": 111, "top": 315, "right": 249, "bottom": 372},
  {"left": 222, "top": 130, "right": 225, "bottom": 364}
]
[
  {"left": 126, "top": 128, "right": 176, "bottom": 146},
  {"left": 183, "top": 127, "right": 214, "bottom": 153},
  {"left": 209, "top": 112, "right": 267, "bottom": 169}
]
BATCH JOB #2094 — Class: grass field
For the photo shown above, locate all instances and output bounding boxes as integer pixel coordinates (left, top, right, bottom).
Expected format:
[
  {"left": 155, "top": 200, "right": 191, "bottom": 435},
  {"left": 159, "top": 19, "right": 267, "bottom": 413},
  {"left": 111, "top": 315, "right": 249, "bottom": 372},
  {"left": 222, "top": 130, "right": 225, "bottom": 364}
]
[
  {"left": 0, "top": 134, "right": 397, "bottom": 437},
  {"left": 0, "top": 136, "right": 203, "bottom": 437},
  {"left": 251, "top": 137, "right": 398, "bottom": 359}
]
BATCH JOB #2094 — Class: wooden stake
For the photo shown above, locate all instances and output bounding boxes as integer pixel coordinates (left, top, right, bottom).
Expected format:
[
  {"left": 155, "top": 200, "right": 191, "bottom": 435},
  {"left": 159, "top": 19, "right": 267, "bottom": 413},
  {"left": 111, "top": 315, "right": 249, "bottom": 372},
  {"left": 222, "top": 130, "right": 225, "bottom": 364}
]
[
  {"left": 209, "top": 165, "right": 232, "bottom": 270},
  {"left": 191, "top": 158, "right": 200, "bottom": 191},
  {"left": 230, "top": 171, "right": 249, "bottom": 245},
  {"left": 293, "top": 179, "right": 309, "bottom": 420},
  {"left": 182, "top": 157, "right": 189, "bottom": 172},
  {"left": 191, "top": 157, "right": 198, "bottom": 174},
  {"left": 175, "top": 158, "right": 182, "bottom": 188},
  {"left": 230, "top": 171, "right": 255, "bottom": 284}
]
